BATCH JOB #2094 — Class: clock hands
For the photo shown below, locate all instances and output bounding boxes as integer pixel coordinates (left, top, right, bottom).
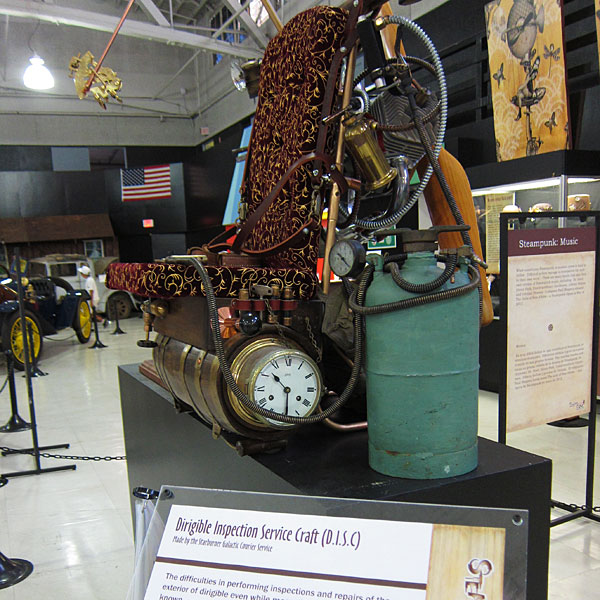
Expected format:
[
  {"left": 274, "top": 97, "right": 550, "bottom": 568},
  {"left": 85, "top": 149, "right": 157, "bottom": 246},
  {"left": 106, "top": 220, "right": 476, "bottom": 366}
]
[{"left": 272, "top": 373, "right": 291, "bottom": 415}]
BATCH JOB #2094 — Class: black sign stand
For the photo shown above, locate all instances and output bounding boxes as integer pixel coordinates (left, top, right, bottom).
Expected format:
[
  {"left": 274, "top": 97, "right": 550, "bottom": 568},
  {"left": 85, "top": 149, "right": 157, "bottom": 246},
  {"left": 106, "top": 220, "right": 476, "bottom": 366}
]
[
  {"left": 109, "top": 296, "right": 126, "bottom": 335},
  {"left": 498, "top": 211, "right": 599, "bottom": 526},
  {"left": 0, "top": 250, "right": 75, "bottom": 480}
]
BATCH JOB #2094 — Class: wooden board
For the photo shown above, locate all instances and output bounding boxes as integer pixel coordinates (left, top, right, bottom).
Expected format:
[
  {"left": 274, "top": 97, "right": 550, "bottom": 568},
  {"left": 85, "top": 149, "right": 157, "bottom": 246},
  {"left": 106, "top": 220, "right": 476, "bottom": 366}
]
[
  {"left": 485, "top": 0, "right": 570, "bottom": 161},
  {"left": 426, "top": 524, "right": 505, "bottom": 600},
  {"left": 418, "top": 149, "right": 494, "bottom": 326}
]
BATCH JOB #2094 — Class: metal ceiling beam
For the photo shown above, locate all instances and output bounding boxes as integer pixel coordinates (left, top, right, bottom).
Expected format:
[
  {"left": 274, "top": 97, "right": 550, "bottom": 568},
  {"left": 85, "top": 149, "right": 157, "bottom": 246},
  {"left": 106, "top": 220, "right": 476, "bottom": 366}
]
[
  {"left": 220, "top": 0, "right": 269, "bottom": 48},
  {"left": 0, "top": 0, "right": 262, "bottom": 59},
  {"left": 136, "top": 0, "right": 170, "bottom": 26}
]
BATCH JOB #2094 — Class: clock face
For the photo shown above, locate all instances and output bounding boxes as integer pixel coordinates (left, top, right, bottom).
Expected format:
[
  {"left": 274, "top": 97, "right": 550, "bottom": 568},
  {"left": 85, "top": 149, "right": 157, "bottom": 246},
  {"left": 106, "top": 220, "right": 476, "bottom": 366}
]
[
  {"left": 329, "top": 239, "right": 365, "bottom": 278},
  {"left": 251, "top": 350, "right": 321, "bottom": 426}
]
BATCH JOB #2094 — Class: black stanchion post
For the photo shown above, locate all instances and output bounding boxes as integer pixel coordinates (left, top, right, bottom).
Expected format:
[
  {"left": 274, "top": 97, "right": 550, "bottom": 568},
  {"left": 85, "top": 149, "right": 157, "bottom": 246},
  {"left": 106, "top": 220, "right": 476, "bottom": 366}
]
[
  {"left": 0, "top": 551, "right": 33, "bottom": 589},
  {"left": 24, "top": 321, "right": 46, "bottom": 378},
  {"left": 90, "top": 307, "right": 107, "bottom": 349},
  {"left": 1, "top": 249, "right": 75, "bottom": 480},
  {"left": 110, "top": 296, "right": 125, "bottom": 335},
  {"left": 0, "top": 351, "right": 30, "bottom": 433}
]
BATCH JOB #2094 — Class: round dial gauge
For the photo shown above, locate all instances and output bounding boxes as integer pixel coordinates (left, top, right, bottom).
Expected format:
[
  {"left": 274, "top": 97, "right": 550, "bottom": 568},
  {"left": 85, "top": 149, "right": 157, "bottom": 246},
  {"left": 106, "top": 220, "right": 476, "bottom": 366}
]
[
  {"left": 251, "top": 349, "right": 322, "bottom": 427},
  {"left": 228, "top": 340, "right": 323, "bottom": 429},
  {"left": 329, "top": 239, "right": 366, "bottom": 278}
]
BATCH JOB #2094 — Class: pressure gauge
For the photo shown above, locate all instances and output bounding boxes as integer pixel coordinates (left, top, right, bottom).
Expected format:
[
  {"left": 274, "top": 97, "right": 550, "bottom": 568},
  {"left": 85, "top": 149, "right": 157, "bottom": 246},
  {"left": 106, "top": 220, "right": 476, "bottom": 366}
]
[
  {"left": 227, "top": 339, "right": 323, "bottom": 429},
  {"left": 329, "top": 239, "right": 366, "bottom": 278}
]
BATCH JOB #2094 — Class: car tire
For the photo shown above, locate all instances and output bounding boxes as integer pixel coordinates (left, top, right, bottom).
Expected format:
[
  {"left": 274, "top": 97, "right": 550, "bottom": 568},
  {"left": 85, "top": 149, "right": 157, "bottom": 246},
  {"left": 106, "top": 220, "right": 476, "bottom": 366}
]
[
  {"left": 108, "top": 292, "right": 132, "bottom": 320},
  {"left": 73, "top": 299, "right": 92, "bottom": 344},
  {"left": 1, "top": 310, "right": 43, "bottom": 371}
]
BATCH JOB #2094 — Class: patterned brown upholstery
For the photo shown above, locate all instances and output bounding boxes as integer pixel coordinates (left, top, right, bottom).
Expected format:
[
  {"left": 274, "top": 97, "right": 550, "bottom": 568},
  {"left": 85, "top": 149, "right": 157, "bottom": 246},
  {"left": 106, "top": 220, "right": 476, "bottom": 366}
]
[
  {"left": 106, "top": 262, "right": 318, "bottom": 300},
  {"left": 242, "top": 6, "right": 347, "bottom": 272},
  {"left": 107, "top": 6, "right": 348, "bottom": 300}
]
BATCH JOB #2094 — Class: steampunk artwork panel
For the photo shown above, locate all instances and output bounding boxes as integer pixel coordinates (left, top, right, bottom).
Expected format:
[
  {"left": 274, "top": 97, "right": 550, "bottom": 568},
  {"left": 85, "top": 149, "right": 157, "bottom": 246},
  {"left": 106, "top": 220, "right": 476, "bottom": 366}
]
[{"left": 485, "top": 0, "right": 570, "bottom": 160}]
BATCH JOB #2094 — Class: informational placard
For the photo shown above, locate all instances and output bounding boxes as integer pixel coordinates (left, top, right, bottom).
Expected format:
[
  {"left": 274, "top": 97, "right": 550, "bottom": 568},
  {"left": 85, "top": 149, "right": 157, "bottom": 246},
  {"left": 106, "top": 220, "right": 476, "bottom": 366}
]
[
  {"left": 143, "top": 505, "right": 505, "bottom": 600},
  {"left": 485, "top": 193, "right": 514, "bottom": 274},
  {"left": 506, "top": 226, "right": 596, "bottom": 431}
]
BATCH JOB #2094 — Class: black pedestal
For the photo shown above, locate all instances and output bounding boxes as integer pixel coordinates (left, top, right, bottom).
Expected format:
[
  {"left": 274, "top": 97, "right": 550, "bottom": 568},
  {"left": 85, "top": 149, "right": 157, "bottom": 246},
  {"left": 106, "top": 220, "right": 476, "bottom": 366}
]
[
  {"left": 119, "top": 364, "right": 552, "bottom": 600},
  {"left": 479, "top": 317, "right": 501, "bottom": 392}
]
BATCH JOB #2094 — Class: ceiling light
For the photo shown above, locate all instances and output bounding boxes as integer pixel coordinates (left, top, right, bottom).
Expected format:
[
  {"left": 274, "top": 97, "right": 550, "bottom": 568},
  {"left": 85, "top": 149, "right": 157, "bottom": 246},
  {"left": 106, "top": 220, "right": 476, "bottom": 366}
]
[{"left": 23, "top": 55, "right": 54, "bottom": 90}]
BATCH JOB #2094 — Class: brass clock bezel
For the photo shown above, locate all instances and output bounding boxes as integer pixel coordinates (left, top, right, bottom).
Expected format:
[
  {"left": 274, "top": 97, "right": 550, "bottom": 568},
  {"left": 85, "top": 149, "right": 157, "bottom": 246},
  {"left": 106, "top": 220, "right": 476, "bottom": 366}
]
[{"left": 227, "top": 338, "right": 323, "bottom": 429}]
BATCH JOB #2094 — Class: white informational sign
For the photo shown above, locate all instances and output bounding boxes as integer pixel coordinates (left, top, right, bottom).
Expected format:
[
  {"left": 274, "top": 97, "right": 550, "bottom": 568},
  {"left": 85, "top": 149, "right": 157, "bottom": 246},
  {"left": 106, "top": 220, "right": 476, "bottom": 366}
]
[
  {"left": 143, "top": 504, "right": 505, "bottom": 600},
  {"left": 506, "top": 226, "right": 596, "bottom": 431}
]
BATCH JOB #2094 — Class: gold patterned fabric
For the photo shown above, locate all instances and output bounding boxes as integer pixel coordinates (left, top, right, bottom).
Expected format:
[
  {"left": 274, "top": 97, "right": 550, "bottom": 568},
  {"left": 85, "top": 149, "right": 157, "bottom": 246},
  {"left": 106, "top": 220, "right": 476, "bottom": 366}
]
[
  {"left": 107, "top": 7, "right": 348, "bottom": 303},
  {"left": 241, "top": 6, "right": 347, "bottom": 271},
  {"left": 106, "top": 262, "right": 318, "bottom": 300}
]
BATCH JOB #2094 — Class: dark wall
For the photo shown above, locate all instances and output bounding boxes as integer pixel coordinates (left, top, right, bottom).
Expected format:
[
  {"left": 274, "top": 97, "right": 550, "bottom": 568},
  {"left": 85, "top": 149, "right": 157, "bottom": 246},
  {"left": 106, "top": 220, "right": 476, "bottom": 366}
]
[
  {"left": 0, "top": 170, "right": 108, "bottom": 218},
  {"left": 118, "top": 234, "right": 154, "bottom": 263},
  {"left": 0, "top": 147, "right": 53, "bottom": 171},
  {"left": 125, "top": 146, "right": 200, "bottom": 168},
  {"left": 184, "top": 120, "right": 247, "bottom": 233},
  {"left": 105, "top": 163, "right": 187, "bottom": 237}
]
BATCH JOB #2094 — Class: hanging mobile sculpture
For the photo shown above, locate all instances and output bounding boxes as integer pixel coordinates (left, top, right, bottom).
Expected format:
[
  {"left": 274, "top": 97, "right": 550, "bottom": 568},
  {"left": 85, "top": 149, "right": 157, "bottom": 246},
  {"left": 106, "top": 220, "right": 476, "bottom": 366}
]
[{"left": 69, "top": 0, "right": 135, "bottom": 109}]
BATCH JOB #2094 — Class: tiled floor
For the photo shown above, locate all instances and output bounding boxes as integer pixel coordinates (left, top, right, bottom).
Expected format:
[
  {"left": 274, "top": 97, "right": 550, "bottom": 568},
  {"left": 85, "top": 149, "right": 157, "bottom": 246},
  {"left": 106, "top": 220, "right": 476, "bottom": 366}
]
[{"left": 1, "top": 318, "right": 599, "bottom": 598}]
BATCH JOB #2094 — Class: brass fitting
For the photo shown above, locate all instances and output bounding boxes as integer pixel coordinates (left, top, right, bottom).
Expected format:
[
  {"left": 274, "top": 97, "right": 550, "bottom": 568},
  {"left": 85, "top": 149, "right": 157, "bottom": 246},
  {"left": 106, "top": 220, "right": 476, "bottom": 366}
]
[
  {"left": 148, "top": 300, "right": 168, "bottom": 318},
  {"left": 343, "top": 115, "right": 397, "bottom": 191}
]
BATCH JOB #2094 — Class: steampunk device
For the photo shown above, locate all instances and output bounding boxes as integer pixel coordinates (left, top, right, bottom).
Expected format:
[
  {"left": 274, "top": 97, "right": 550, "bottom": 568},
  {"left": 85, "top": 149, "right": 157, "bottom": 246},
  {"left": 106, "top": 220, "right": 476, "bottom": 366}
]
[{"left": 107, "top": 0, "right": 491, "bottom": 477}]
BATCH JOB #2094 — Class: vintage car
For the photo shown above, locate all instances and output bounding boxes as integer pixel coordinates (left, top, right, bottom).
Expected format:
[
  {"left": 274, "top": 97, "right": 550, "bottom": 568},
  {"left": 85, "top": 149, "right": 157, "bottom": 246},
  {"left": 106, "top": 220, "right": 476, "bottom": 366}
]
[
  {"left": 28, "top": 254, "right": 140, "bottom": 319},
  {"left": 0, "top": 264, "right": 92, "bottom": 369}
]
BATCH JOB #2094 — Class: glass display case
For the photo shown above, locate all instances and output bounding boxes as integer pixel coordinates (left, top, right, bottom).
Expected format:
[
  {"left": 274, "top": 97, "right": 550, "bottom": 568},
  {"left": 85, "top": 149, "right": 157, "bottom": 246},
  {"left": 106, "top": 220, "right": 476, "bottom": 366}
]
[{"left": 472, "top": 176, "right": 600, "bottom": 275}]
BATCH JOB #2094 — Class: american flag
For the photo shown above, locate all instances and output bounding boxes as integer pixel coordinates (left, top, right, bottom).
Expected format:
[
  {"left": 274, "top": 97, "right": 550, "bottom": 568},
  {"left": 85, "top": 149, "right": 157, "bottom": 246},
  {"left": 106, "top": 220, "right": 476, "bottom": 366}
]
[{"left": 121, "top": 164, "right": 171, "bottom": 201}]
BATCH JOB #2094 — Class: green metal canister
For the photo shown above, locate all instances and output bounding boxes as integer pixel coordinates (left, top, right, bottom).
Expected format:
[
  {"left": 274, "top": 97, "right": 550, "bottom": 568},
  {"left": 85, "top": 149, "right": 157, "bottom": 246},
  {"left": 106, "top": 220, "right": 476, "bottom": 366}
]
[{"left": 365, "top": 251, "right": 479, "bottom": 479}]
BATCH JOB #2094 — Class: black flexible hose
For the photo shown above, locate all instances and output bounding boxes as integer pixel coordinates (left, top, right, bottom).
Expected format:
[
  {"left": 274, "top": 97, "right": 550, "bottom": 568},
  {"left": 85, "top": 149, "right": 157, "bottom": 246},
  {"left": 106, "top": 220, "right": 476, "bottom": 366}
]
[
  {"left": 408, "top": 95, "right": 485, "bottom": 321},
  {"left": 348, "top": 263, "right": 480, "bottom": 316},
  {"left": 167, "top": 256, "right": 366, "bottom": 426},
  {"left": 385, "top": 252, "right": 458, "bottom": 294}
]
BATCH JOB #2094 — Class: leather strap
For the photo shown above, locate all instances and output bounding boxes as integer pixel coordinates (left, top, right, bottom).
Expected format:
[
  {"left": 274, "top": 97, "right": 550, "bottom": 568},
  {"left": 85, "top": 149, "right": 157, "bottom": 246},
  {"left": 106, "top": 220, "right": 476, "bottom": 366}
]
[{"left": 231, "top": 152, "right": 348, "bottom": 254}]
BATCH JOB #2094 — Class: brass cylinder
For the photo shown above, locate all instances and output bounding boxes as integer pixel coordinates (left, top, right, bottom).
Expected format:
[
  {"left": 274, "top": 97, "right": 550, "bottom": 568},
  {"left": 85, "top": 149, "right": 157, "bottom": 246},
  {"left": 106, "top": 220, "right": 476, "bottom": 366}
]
[
  {"left": 344, "top": 116, "right": 397, "bottom": 190},
  {"left": 241, "top": 59, "right": 261, "bottom": 99}
]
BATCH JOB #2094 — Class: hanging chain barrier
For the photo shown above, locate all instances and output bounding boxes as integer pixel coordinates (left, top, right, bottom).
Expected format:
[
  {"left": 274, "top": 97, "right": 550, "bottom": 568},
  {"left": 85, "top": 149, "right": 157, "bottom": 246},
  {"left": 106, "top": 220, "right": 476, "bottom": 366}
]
[
  {"left": 1, "top": 446, "right": 125, "bottom": 462},
  {"left": 552, "top": 499, "right": 600, "bottom": 513}
]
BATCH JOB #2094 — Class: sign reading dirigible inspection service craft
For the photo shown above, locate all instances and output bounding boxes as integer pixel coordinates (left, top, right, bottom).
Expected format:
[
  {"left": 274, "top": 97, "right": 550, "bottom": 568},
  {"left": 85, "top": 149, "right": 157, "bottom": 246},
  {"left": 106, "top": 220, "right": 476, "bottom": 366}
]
[
  {"left": 506, "top": 226, "right": 596, "bottom": 431},
  {"left": 143, "top": 505, "right": 505, "bottom": 600}
]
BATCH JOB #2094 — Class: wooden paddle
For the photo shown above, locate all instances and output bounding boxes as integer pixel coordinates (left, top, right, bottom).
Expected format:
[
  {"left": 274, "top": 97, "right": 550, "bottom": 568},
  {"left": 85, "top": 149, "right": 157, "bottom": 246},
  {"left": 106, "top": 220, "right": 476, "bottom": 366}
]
[{"left": 418, "top": 149, "right": 494, "bottom": 326}]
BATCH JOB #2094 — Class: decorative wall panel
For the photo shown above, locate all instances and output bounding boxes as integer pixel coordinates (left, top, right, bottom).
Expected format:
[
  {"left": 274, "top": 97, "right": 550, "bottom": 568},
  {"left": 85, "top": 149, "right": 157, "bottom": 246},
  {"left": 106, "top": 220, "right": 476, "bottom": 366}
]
[{"left": 485, "top": 0, "right": 570, "bottom": 161}]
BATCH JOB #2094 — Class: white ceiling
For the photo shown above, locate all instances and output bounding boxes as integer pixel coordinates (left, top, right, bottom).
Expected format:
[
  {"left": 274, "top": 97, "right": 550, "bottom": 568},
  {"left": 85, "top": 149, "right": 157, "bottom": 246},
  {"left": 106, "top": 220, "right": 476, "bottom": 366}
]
[{"left": 0, "top": 0, "right": 444, "bottom": 147}]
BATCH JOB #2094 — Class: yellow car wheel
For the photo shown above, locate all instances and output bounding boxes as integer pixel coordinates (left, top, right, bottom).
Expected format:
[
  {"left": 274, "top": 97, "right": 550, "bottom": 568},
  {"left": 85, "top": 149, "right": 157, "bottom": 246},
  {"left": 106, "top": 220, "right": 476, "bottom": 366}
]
[
  {"left": 2, "top": 311, "right": 43, "bottom": 371},
  {"left": 74, "top": 299, "right": 92, "bottom": 343}
]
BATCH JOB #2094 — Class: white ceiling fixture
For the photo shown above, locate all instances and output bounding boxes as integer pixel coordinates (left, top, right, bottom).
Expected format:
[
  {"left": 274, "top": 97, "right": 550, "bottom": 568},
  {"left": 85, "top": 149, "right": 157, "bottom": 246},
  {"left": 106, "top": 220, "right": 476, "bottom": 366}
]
[
  {"left": 22, "top": 19, "right": 54, "bottom": 90},
  {"left": 23, "top": 53, "right": 54, "bottom": 89}
]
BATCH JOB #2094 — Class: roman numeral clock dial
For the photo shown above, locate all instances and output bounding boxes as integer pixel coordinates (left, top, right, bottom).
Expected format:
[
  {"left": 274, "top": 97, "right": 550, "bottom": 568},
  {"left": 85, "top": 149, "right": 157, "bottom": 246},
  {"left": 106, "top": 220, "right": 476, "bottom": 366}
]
[
  {"left": 226, "top": 340, "right": 323, "bottom": 429},
  {"left": 252, "top": 350, "right": 322, "bottom": 426}
]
